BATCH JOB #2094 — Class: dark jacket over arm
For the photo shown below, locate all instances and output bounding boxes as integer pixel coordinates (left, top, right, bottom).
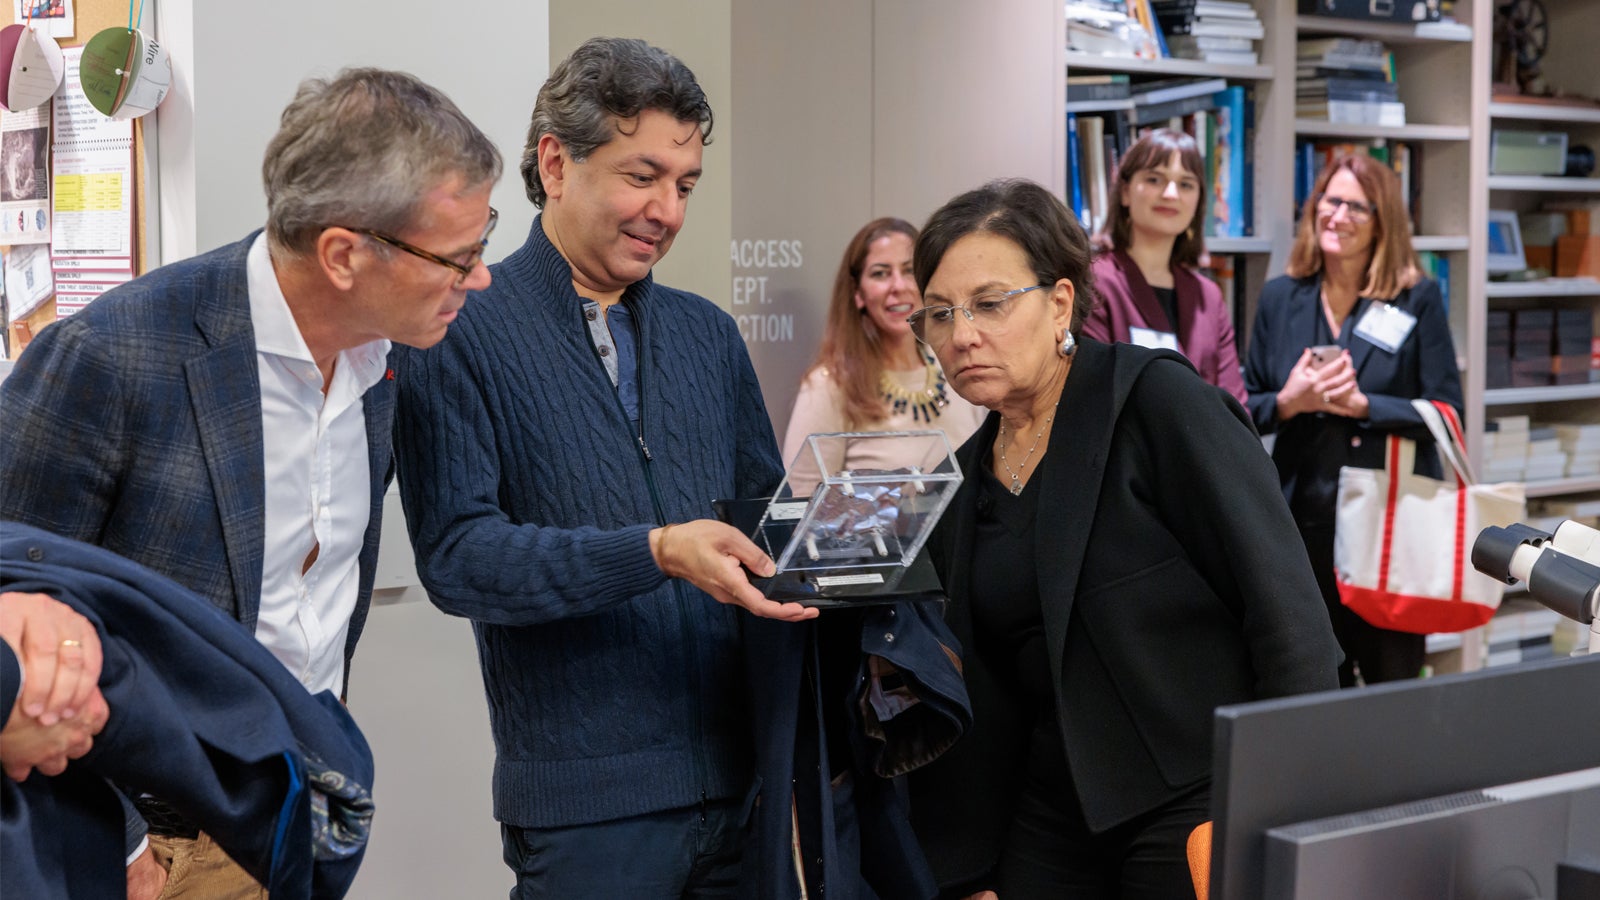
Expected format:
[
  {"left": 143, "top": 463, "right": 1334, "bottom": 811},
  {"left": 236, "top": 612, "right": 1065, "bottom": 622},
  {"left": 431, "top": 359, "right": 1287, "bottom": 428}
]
[{"left": 0, "top": 523, "right": 375, "bottom": 900}]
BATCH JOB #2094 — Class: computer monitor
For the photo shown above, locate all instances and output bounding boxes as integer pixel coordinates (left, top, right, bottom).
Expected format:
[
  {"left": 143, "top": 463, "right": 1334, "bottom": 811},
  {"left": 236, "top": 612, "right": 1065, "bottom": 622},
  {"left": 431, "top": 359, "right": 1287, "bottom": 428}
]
[{"left": 1210, "top": 654, "right": 1600, "bottom": 900}]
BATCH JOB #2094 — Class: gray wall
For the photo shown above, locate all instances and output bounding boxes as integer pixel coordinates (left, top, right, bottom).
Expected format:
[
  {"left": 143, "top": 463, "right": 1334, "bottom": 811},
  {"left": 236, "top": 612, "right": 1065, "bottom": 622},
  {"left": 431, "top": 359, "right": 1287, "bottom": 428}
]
[
  {"left": 155, "top": 2, "right": 549, "bottom": 267},
  {"left": 149, "top": 3, "right": 550, "bottom": 896},
  {"left": 730, "top": 1, "right": 874, "bottom": 449},
  {"left": 729, "top": 0, "right": 1059, "bottom": 443},
  {"left": 550, "top": 0, "right": 734, "bottom": 317}
]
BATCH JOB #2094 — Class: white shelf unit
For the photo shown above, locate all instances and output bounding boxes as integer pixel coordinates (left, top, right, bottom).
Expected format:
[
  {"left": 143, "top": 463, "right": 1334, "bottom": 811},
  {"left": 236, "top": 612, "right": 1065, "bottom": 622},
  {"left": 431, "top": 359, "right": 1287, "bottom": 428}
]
[
  {"left": 1287, "top": 6, "right": 1490, "bottom": 460},
  {"left": 1477, "top": 1, "right": 1600, "bottom": 502},
  {"left": 1524, "top": 476, "right": 1600, "bottom": 499},
  {"left": 1484, "top": 279, "right": 1600, "bottom": 299},
  {"left": 1064, "top": 51, "right": 1273, "bottom": 81},
  {"left": 1412, "top": 235, "right": 1470, "bottom": 252},
  {"left": 1483, "top": 382, "right": 1600, "bottom": 406},
  {"left": 1293, "top": 122, "right": 1471, "bottom": 142},
  {"left": 1488, "top": 102, "right": 1600, "bottom": 125},
  {"left": 1062, "top": 5, "right": 1295, "bottom": 318},
  {"left": 1295, "top": 15, "right": 1474, "bottom": 43},
  {"left": 1209, "top": 237, "right": 1274, "bottom": 254},
  {"left": 1487, "top": 176, "right": 1600, "bottom": 193}
]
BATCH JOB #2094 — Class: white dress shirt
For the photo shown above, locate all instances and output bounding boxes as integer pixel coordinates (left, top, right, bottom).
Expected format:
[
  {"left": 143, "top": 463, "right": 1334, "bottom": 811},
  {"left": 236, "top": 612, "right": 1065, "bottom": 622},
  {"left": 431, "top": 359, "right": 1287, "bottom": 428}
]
[{"left": 246, "top": 234, "right": 389, "bottom": 695}]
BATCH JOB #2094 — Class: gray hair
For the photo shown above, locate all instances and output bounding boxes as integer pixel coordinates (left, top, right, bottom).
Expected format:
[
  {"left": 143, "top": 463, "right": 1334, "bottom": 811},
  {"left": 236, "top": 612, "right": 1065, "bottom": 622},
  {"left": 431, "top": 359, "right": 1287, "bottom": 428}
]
[
  {"left": 521, "top": 37, "right": 713, "bottom": 209},
  {"left": 263, "top": 67, "right": 503, "bottom": 253}
]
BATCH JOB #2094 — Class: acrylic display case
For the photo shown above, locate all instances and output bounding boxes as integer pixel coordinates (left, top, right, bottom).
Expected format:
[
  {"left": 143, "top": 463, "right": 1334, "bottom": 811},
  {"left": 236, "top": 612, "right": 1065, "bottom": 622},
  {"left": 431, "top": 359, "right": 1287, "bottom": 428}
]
[{"left": 716, "top": 431, "right": 963, "bottom": 607}]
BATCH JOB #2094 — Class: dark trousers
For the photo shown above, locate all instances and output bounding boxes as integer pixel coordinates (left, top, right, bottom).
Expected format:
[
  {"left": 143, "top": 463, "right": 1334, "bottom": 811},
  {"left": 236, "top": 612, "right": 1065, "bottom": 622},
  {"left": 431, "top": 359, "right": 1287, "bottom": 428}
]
[
  {"left": 1301, "top": 522, "right": 1425, "bottom": 686},
  {"left": 994, "top": 780, "right": 1210, "bottom": 900},
  {"left": 500, "top": 799, "right": 742, "bottom": 900}
]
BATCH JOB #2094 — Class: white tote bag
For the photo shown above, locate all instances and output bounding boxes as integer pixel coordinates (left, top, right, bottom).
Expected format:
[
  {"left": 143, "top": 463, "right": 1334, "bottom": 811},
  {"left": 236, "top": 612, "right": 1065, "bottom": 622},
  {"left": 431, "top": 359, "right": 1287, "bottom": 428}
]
[{"left": 1333, "top": 400, "right": 1526, "bottom": 634}]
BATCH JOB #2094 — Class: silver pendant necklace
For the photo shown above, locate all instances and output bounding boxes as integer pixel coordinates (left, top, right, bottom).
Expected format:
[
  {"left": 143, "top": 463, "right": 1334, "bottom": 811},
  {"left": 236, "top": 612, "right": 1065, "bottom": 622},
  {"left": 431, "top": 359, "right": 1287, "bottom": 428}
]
[{"left": 998, "top": 412, "right": 1054, "bottom": 496}]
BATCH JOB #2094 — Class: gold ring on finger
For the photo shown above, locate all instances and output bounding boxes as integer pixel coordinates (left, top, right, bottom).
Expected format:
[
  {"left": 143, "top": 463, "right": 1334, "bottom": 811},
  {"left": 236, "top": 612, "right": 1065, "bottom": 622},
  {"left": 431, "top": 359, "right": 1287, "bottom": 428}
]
[{"left": 60, "top": 639, "right": 82, "bottom": 649}]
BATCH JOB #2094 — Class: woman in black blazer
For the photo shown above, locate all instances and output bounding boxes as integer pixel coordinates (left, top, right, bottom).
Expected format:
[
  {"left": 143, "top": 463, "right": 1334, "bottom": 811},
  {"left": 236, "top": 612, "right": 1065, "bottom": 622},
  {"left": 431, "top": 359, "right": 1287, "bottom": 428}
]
[
  {"left": 902, "top": 179, "right": 1339, "bottom": 899},
  {"left": 1244, "top": 154, "right": 1464, "bottom": 687}
]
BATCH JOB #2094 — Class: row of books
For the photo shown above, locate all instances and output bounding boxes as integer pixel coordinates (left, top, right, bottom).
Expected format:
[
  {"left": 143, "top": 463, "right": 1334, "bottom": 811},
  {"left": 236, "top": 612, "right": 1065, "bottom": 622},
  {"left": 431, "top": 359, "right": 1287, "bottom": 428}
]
[
  {"left": 1066, "top": 81, "right": 1254, "bottom": 239},
  {"left": 1297, "top": 37, "right": 1404, "bottom": 125},
  {"left": 1485, "top": 307, "right": 1595, "bottom": 390},
  {"left": 1416, "top": 250, "right": 1451, "bottom": 314},
  {"left": 1484, "top": 417, "right": 1600, "bottom": 484},
  {"left": 1065, "top": 0, "right": 1261, "bottom": 64},
  {"left": 1154, "top": 0, "right": 1262, "bottom": 65},
  {"left": 1293, "top": 139, "right": 1421, "bottom": 230}
]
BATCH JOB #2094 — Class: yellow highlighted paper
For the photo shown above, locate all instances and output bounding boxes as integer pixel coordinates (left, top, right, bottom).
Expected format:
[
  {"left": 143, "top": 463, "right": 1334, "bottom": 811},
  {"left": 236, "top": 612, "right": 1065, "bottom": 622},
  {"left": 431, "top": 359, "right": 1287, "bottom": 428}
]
[{"left": 53, "top": 173, "right": 124, "bottom": 212}]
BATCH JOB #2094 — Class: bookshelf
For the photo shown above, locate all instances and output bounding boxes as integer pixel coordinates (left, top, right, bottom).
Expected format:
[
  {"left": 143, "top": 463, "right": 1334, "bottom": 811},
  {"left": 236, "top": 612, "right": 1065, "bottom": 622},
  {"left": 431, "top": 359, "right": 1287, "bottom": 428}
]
[
  {"left": 1479, "top": 0, "right": 1600, "bottom": 515},
  {"left": 1065, "top": 51, "right": 1273, "bottom": 80},
  {"left": 1273, "top": 0, "right": 1490, "bottom": 468}
]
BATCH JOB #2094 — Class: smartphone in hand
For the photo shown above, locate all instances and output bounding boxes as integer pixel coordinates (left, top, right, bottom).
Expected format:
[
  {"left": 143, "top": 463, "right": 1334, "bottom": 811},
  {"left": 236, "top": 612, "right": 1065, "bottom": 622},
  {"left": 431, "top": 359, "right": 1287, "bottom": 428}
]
[{"left": 1308, "top": 344, "right": 1340, "bottom": 368}]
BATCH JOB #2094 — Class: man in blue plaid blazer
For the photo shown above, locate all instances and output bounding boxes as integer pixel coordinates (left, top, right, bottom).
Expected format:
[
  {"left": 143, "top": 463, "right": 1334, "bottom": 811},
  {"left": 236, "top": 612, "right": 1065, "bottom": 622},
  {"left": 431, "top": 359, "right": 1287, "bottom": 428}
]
[{"left": 0, "top": 68, "right": 501, "bottom": 899}]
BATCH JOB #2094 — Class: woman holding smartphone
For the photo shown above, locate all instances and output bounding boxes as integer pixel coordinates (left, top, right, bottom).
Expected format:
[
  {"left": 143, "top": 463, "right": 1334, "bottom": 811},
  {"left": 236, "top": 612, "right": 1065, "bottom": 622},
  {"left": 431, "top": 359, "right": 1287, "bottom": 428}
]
[
  {"left": 1085, "top": 128, "right": 1246, "bottom": 403},
  {"left": 1244, "top": 154, "right": 1462, "bottom": 686}
]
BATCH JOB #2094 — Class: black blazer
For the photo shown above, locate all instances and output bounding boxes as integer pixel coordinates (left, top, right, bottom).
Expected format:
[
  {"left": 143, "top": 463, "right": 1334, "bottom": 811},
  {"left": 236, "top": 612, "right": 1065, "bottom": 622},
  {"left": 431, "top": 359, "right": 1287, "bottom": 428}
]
[
  {"left": 907, "top": 339, "right": 1340, "bottom": 889},
  {"left": 1243, "top": 274, "right": 1463, "bottom": 504}
]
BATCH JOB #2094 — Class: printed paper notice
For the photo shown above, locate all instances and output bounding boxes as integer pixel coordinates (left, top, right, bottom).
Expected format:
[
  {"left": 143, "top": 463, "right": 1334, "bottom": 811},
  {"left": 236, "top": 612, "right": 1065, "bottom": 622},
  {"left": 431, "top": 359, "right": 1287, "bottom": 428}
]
[
  {"left": 11, "top": 1, "right": 75, "bottom": 39},
  {"left": 51, "top": 46, "right": 132, "bottom": 254},
  {"left": 4, "top": 242, "right": 51, "bottom": 319},
  {"left": 0, "top": 104, "right": 51, "bottom": 246}
]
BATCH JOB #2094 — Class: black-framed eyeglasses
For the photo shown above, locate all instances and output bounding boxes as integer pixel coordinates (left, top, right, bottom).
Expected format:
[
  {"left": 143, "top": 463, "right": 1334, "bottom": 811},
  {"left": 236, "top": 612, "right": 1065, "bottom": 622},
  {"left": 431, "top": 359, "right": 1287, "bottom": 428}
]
[
  {"left": 1315, "top": 193, "right": 1374, "bottom": 224},
  {"left": 907, "top": 284, "right": 1050, "bottom": 346},
  {"left": 348, "top": 207, "right": 499, "bottom": 287}
]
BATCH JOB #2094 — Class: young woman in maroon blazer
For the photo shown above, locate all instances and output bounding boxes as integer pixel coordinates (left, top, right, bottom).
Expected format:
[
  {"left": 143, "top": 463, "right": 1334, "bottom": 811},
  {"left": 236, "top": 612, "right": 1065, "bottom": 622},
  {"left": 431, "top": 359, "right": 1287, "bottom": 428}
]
[{"left": 1084, "top": 129, "right": 1247, "bottom": 403}]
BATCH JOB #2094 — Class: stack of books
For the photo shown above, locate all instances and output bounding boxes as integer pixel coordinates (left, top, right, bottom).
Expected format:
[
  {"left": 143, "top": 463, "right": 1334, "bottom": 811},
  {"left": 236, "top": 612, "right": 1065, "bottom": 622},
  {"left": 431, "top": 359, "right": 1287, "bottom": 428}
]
[
  {"left": 1525, "top": 426, "right": 1568, "bottom": 483},
  {"left": 1068, "top": 0, "right": 1158, "bottom": 58},
  {"left": 1555, "top": 424, "right": 1600, "bottom": 477},
  {"left": 1154, "top": 0, "right": 1263, "bottom": 65},
  {"left": 1528, "top": 495, "right": 1600, "bottom": 531},
  {"left": 1483, "top": 416, "right": 1530, "bottom": 483},
  {"left": 1486, "top": 309, "right": 1512, "bottom": 389},
  {"left": 1554, "top": 309, "right": 1593, "bottom": 385},
  {"left": 1129, "top": 76, "right": 1228, "bottom": 125},
  {"left": 1296, "top": 37, "right": 1403, "bottom": 126},
  {"left": 1511, "top": 308, "right": 1554, "bottom": 388}
]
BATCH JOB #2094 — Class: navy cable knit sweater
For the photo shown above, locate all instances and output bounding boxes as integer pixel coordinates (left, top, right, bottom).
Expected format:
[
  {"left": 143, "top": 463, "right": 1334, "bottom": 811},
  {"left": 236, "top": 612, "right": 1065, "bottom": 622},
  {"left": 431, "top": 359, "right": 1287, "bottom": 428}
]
[{"left": 392, "top": 219, "right": 785, "bottom": 828}]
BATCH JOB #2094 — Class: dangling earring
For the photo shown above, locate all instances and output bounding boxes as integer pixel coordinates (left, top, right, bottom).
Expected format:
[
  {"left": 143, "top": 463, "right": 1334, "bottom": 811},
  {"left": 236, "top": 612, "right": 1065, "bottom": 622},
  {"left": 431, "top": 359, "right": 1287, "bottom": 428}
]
[{"left": 1059, "top": 331, "right": 1077, "bottom": 358}]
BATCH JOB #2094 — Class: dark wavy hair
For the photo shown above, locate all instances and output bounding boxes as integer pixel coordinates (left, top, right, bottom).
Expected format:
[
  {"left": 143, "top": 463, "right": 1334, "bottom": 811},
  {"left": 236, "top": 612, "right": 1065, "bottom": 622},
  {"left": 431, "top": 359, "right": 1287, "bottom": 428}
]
[
  {"left": 915, "top": 179, "right": 1096, "bottom": 337},
  {"left": 521, "top": 37, "right": 714, "bottom": 208}
]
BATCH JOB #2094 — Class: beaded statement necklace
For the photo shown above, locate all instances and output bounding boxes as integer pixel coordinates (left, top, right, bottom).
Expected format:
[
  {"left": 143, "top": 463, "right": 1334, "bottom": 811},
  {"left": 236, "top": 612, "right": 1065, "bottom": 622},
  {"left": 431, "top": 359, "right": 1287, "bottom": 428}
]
[{"left": 880, "top": 351, "right": 951, "bottom": 423}]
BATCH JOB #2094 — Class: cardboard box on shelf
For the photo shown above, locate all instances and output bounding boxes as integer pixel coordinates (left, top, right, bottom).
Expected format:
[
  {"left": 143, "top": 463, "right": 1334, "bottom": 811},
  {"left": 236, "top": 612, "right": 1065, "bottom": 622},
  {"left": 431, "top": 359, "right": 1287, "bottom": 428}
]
[{"left": 1554, "top": 235, "right": 1600, "bottom": 278}]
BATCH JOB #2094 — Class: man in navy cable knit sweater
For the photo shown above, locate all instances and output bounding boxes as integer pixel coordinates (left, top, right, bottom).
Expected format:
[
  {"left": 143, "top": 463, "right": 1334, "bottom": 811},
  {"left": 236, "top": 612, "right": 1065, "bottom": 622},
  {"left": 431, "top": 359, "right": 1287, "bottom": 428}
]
[{"left": 393, "top": 38, "right": 818, "bottom": 897}]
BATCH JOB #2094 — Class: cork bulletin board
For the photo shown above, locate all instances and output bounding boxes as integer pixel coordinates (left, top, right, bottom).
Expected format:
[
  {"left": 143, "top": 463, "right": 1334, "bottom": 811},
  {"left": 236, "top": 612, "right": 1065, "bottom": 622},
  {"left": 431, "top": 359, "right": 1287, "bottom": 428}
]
[{"left": 2, "top": 0, "right": 152, "bottom": 358}]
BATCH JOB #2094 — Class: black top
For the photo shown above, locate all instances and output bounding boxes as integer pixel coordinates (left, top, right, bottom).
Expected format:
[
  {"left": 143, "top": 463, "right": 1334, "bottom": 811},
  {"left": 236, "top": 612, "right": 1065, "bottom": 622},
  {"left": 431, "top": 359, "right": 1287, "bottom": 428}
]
[
  {"left": 1152, "top": 285, "right": 1180, "bottom": 334},
  {"left": 1287, "top": 297, "right": 1376, "bottom": 527},
  {"left": 969, "top": 446, "right": 1074, "bottom": 806}
]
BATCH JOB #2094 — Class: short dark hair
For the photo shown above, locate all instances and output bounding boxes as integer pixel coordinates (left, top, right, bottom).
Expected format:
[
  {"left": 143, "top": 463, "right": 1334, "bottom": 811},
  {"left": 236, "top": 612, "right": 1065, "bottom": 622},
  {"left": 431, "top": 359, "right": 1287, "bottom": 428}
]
[
  {"left": 521, "top": 37, "right": 714, "bottom": 208},
  {"left": 915, "top": 179, "right": 1096, "bottom": 337},
  {"left": 263, "top": 67, "right": 502, "bottom": 254}
]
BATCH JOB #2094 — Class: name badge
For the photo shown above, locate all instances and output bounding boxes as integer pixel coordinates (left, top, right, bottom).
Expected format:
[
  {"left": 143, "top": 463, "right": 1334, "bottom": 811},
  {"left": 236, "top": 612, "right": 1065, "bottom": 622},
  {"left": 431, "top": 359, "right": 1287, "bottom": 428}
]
[
  {"left": 1353, "top": 303, "right": 1416, "bottom": 354},
  {"left": 1129, "top": 326, "right": 1181, "bottom": 352}
]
